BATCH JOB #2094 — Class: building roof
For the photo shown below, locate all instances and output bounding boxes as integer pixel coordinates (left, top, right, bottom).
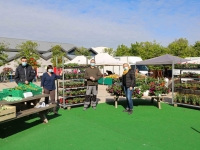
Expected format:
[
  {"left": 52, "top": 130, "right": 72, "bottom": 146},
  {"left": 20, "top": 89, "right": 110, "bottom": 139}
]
[
  {"left": 91, "top": 47, "right": 108, "bottom": 54},
  {"left": 0, "top": 37, "right": 76, "bottom": 52}
]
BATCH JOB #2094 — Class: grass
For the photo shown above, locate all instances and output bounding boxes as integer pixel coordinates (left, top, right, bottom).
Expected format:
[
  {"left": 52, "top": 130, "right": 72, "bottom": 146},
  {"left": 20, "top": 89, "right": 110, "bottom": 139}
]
[{"left": 0, "top": 99, "right": 200, "bottom": 150}]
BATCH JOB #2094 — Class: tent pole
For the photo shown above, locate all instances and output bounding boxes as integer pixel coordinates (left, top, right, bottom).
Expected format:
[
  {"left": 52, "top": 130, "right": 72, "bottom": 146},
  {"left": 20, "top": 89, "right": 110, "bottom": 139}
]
[
  {"left": 172, "top": 61, "right": 174, "bottom": 104},
  {"left": 103, "top": 66, "right": 104, "bottom": 85}
]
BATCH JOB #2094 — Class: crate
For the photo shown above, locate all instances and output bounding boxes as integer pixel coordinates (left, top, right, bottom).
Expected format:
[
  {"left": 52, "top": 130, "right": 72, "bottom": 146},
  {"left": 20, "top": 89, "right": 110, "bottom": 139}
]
[
  {"left": 32, "top": 89, "right": 42, "bottom": 95},
  {"left": 0, "top": 105, "right": 16, "bottom": 122},
  {"left": 3, "top": 88, "right": 12, "bottom": 96},
  {"left": 30, "top": 83, "right": 42, "bottom": 95},
  {"left": 0, "top": 92, "right": 3, "bottom": 101},
  {"left": 98, "top": 78, "right": 113, "bottom": 85},
  {"left": 12, "top": 90, "right": 24, "bottom": 98}
]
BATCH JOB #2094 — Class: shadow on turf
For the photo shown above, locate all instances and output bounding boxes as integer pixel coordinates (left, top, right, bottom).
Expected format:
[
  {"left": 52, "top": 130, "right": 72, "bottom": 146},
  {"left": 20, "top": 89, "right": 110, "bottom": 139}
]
[
  {"left": 106, "top": 98, "right": 159, "bottom": 109},
  {"left": 191, "top": 127, "right": 200, "bottom": 134},
  {"left": 0, "top": 113, "right": 61, "bottom": 138}
]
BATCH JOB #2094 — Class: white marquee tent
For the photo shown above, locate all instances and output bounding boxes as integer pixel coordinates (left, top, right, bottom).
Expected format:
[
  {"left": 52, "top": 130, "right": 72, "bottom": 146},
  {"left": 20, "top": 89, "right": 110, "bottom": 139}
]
[{"left": 94, "top": 53, "right": 124, "bottom": 66}]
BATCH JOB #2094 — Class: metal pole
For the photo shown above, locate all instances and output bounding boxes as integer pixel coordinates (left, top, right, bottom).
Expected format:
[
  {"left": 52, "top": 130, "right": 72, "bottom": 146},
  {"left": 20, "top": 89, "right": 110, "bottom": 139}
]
[
  {"left": 172, "top": 61, "right": 174, "bottom": 104},
  {"left": 56, "top": 57, "right": 58, "bottom": 101},
  {"left": 103, "top": 66, "right": 104, "bottom": 85},
  {"left": 62, "top": 56, "right": 65, "bottom": 107}
]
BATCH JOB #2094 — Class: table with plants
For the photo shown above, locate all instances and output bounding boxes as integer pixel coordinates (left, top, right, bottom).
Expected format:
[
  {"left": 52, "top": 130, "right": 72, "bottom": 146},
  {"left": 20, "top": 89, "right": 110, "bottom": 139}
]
[
  {"left": 174, "top": 63, "right": 200, "bottom": 108},
  {"left": 0, "top": 83, "right": 56, "bottom": 123},
  {"left": 59, "top": 64, "right": 87, "bottom": 110},
  {"left": 106, "top": 74, "right": 170, "bottom": 109}
]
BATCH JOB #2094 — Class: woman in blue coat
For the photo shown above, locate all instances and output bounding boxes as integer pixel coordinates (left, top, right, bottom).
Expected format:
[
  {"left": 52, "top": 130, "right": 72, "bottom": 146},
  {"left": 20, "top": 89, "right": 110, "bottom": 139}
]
[{"left": 41, "top": 65, "right": 62, "bottom": 115}]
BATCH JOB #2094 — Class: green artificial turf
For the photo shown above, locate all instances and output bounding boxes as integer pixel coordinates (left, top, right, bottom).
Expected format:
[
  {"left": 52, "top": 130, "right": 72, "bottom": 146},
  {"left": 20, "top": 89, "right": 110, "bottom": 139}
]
[{"left": 0, "top": 100, "right": 200, "bottom": 150}]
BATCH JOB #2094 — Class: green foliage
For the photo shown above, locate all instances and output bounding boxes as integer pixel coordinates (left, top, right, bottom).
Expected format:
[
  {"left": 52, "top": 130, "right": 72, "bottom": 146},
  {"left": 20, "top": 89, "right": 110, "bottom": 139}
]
[
  {"left": 115, "top": 38, "right": 200, "bottom": 60},
  {"left": 16, "top": 41, "right": 40, "bottom": 64},
  {"left": 115, "top": 41, "right": 169, "bottom": 60},
  {"left": 0, "top": 42, "right": 8, "bottom": 66},
  {"left": 115, "top": 44, "right": 130, "bottom": 56},
  {"left": 75, "top": 47, "right": 91, "bottom": 58},
  {"left": 168, "top": 38, "right": 195, "bottom": 58},
  {"left": 192, "top": 41, "right": 200, "bottom": 56},
  {"left": 51, "top": 45, "right": 66, "bottom": 67},
  {"left": 103, "top": 48, "right": 115, "bottom": 56}
]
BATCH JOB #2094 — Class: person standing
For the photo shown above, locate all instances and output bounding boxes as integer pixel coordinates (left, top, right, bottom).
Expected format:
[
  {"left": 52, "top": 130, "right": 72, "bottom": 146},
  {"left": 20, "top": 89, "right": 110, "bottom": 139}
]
[
  {"left": 84, "top": 59, "right": 102, "bottom": 110},
  {"left": 14, "top": 56, "right": 36, "bottom": 84},
  {"left": 41, "top": 65, "right": 62, "bottom": 115},
  {"left": 121, "top": 63, "right": 135, "bottom": 115}
]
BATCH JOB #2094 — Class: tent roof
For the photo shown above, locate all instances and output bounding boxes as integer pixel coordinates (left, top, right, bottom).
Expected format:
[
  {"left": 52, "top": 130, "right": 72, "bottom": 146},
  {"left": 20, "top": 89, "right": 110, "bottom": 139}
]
[
  {"left": 64, "top": 56, "right": 90, "bottom": 65},
  {"left": 136, "top": 54, "right": 189, "bottom": 65},
  {"left": 95, "top": 53, "right": 124, "bottom": 66},
  {"left": 182, "top": 59, "right": 200, "bottom": 64}
]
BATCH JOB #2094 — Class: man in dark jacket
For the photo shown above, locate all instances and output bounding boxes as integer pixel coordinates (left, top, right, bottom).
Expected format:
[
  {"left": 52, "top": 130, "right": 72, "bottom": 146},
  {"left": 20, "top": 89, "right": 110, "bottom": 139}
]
[
  {"left": 14, "top": 57, "right": 35, "bottom": 84},
  {"left": 84, "top": 59, "right": 102, "bottom": 110}
]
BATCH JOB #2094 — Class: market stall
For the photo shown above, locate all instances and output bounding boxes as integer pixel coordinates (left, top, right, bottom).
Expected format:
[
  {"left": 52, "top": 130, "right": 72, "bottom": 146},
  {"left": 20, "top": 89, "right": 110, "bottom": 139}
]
[
  {"left": 136, "top": 54, "right": 188, "bottom": 104},
  {"left": 94, "top": 53, "right": 124, "bottom": 85}
]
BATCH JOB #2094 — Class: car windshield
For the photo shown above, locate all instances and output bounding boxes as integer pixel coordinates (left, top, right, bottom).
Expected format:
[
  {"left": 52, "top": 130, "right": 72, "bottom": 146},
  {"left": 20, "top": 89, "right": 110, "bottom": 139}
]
[{"left": 131, "top": 65, "right": 148, "bottom": 71}]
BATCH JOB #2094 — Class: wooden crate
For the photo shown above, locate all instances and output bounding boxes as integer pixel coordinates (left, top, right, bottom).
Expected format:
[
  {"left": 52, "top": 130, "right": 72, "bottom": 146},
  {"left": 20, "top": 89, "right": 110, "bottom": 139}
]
[{"left": 0, "top": 105, "right": 16, "bottom": 122}]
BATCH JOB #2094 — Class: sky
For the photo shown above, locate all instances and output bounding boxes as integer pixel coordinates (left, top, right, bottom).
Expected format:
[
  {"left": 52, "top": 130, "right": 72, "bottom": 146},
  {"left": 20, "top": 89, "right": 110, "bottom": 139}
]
[{"left": 0, "top": 0, "right": 200, "bottom": 49}]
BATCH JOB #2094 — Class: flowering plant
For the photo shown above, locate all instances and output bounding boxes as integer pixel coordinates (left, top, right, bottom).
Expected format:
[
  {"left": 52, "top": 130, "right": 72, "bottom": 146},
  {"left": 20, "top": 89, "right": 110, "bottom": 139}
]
[
  {"left": 2, "top": 67, "right": 13, "bottom": 75},
  {"left": 28, "top": 57, "right": 40, "bottom": 68}
]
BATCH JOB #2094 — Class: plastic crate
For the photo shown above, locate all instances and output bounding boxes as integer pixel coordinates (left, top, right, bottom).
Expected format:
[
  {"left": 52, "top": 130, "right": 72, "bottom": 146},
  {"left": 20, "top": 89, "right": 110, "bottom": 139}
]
[
  {"left": 3, "top": 88, "right": 12, "bottom": 96},
  {"left": 0, "top": 92, "right": 3, "bottom": 100},
  {"left": 98, "top": 78, "right": 113, "bottom": 85},
  {"left": 11, "top": 90, "right": 24, "bottom": 98},
  {"left": 32, "top": 89, "right": 42, "bottom": 95},
  {"left": 29, "top": 83, "right": 42, "bottom": 95}
]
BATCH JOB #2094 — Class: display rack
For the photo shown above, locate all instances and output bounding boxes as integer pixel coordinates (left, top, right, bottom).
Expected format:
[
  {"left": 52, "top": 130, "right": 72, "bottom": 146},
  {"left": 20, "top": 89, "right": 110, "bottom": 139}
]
[
  {"left": 174, "top": 68, "right": 200, "bottom": 108},
  {"left": 59, "top": 64, "right": 87, "bottom": 110}
]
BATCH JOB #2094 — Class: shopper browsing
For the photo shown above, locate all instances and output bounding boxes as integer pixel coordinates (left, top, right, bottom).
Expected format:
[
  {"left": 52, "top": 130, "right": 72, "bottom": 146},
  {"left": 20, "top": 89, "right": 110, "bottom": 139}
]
[
  {"left": 41, "top": 65, "right": 62, "bottom": 115},
  {"left": 121, "top": 63, "right": 136, "bottom": 115},
  {"left": 84, "top": 59, "right": 102, "bottom": 110},
  {"left": 14, "top": 56, "right": 36, "bottom": 84}
]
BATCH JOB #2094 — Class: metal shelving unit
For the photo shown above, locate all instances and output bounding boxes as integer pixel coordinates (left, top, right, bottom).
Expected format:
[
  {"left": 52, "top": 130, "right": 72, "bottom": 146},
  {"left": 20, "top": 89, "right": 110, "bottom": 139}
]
[
  {"left": 174, "top": 68, "right": 200, "bottom": 108},
  {"left": 58, "top": 59, "right": 87, "bottom": 110}
]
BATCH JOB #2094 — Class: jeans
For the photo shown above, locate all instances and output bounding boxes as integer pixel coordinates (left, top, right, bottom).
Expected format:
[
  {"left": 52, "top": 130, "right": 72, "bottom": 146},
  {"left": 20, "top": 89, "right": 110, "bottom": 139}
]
[{"left": 123, "top": 86, "right": 133, "bottom": 110}]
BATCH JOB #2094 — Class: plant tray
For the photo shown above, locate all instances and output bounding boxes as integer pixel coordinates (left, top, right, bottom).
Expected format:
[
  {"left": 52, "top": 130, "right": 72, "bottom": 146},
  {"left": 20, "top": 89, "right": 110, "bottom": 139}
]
[
  {"left": 0, "top": 105, "right": 16, "bottom": 122},
  {"left": 2, "top": 89, "right": 11, "bottom": 96},
  {"left": 32, "top": 89, "right": 42, "bottom": 95},
  {"left": 12, "top": 90, "right": 24, "bottom": 98}
]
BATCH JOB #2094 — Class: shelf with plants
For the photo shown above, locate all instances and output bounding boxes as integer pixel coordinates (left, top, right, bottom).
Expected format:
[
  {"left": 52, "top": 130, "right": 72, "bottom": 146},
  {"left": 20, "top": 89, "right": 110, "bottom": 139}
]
[
  {"left": 106, "top": 75, "right": 170, "bottom": 99},
  {"left": 174, "top": 67, "right": 200, "bottom": 108},
  {"left": 59, "top": 64, "right": 87, "bottom": 109}
]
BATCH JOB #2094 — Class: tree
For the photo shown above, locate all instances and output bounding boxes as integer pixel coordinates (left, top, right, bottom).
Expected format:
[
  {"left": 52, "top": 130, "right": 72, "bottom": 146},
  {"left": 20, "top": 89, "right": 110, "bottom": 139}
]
[
  {"left": 137, "top": 41, "right": 169, "bottom": 60},
  {"left": 115, "top": 44, "right": 130, "bottom": 56},
  {"left": 16, "top": 41, "right": 40, "bottom": 68},
  {"left": 51, "top": 45, "right": 66, "bottom": 67},
  {"left": 103, "top": 48, "right": 115, "bottom": 56},
  {"left": 168, "top": 38, "right": 196, "bottom": 58},
  {"left": 75, "top": 47, "right": 91, "bottom": 58},
  {"left": 0, "top": 42, "right": 8, "bottom": 66},
  {"left": 192, "top": 41, "right": 200, "bottom": 57}
]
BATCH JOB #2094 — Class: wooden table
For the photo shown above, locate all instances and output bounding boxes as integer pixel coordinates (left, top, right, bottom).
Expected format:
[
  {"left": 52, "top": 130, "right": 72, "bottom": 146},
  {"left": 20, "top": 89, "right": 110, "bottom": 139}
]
[
  {"left": 113, "top": 95, "right": 165, "bottom": 109},
  {"left": 0, "top": 94, "right": 56, "bottom": 124}
]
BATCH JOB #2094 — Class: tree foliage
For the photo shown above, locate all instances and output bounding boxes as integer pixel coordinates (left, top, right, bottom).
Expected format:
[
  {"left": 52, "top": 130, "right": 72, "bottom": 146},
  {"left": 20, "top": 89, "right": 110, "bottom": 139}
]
[
  {"left": 75, "top": 47, "right": 91, "bottom": 59},
  {"left": 103, "top": 48, "right": 115, "bottom": 56},
  {"left": 167, "top": 38, "right": 194, "bottom": 58},
  {"left": 16, "top": 41, "right": 40, "bottom": 67},
  {"left": 0, "top": 42, "right": 8, "bottom": 66},
  {"left": 115, "top": 38, "right": 199, "bottom": 59},
  {"left": 51, "top": 45, "right": 66, "bottom": 67}
]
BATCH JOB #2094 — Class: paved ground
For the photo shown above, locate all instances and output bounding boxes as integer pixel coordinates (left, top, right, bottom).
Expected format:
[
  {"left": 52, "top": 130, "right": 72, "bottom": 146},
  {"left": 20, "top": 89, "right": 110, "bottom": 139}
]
[{"left": 0, "top": 81, "right": 173, "bottom": 104}]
